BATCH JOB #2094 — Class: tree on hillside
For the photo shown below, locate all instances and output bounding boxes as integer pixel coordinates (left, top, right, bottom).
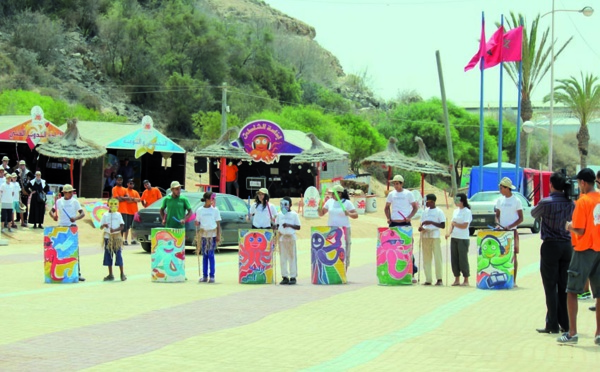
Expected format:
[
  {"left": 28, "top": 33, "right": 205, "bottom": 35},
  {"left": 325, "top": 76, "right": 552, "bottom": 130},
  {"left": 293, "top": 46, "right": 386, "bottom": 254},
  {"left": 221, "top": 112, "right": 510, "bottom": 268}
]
[
  {"left": 545, "top": 73, "right": 600, "bottom": 168},
  {"left": 375, "top": 99, "right": 512, "bottom": 181},
  {"left": 334, "top": 114, "right": 386, "bottom": 174}
]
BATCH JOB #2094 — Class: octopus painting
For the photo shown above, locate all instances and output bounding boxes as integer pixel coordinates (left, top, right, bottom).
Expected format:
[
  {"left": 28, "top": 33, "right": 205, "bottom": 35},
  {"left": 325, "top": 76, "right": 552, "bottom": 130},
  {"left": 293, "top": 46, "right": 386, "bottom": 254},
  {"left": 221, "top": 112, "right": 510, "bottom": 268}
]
[
  {"left": 238, "top": 230, "right": 274, "bottom": 284},
  {"left": 376, "top": 227, "right": 413, "bottom": 285},
  {"left": 311, "top": 227, "right": 347, "bottom": 284}
]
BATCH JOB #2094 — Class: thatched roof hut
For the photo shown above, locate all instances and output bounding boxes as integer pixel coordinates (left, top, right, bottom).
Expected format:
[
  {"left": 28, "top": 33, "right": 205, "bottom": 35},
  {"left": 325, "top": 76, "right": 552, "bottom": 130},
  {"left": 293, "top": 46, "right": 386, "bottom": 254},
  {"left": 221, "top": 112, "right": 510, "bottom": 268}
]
[
  {"left": 289, "top": 133, "right": 347, "bottom": 164},
  {"left": 194, "top": 127, "right": 252, "bottom": 160},
  {"left": 36, "top": 118, "right": 106, "bottom": 160}
]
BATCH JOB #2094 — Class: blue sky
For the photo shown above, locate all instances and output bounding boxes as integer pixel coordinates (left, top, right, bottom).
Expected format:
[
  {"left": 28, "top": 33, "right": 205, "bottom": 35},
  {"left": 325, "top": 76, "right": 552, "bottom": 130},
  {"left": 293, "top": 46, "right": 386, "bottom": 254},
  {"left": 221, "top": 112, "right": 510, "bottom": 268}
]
[{"left": 264, "top": 0, "right": 600, "bottom": 107}]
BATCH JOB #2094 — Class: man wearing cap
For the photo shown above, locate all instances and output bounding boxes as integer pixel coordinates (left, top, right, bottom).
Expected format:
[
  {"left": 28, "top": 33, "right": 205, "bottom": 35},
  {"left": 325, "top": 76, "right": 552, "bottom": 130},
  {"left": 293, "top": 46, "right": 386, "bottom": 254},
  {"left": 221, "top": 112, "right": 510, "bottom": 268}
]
[
  {"left": 50, "top": 184, "right": 86, "bottom": 281},
  {"left": 385, "top": 175, "right": 418, "bottom": 226},
  {"left": 15, "top": 160, "right": 30, "bottom": 226},
  {"left": 2, "top": 156, "right": 10, "bottom": 172},
  {"left": 557, "top": 168, "right": 600, "bottom": 344},
  {"left": 160, "top": 181, "right": 192, "bottom": 229},
  {"left": 119, "top": 179, "right": 141, "bottom": 245},
  {"left": 141, "top": 180, "right": 162, "bottom": 208},
  {"left": 495, "top": 177, "right": 523, "bottom": 286},
  {"left": 385, "top": 175, "right": 419, "bottom": 282},
  {"left": 26, "top": 171, "right": 49, "bottom": 229},
  {"left": 531, "top": 172, "right": 574, "bottom": 334},
  {"left": 419, "top": 194, "right": 446, "bottom": 286}
]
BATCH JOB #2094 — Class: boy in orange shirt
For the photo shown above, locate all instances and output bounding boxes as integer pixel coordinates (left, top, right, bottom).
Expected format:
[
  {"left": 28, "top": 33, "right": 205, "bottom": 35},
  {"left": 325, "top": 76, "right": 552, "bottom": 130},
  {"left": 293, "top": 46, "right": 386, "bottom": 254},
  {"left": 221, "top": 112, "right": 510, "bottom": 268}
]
[
  {"left": 558, "top": 168, "right": 600, "bottom": 345},
  {"left": 112, "top": 176, "right": 140, "bottom": 245},
  {"left": 141, "top": 180, "right": 162, "bottom": 207}
]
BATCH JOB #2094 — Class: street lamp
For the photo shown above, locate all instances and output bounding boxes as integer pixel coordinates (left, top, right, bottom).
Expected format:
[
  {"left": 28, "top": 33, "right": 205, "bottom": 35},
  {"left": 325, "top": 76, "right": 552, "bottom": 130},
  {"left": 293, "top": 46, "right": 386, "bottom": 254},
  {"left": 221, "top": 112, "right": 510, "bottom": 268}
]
[
  {"left": 522, "top": 121, "right": 535, "bottom": 168},
  {"left": 543, "top": 3, "right": 593, "bottom": 171}
]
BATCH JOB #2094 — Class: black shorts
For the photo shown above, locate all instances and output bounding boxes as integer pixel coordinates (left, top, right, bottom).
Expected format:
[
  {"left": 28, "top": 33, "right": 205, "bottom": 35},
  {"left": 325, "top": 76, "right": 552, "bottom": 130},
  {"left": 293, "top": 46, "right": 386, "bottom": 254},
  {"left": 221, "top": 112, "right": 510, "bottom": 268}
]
[
  {"left": 566, "top": 249, "right": 600, "bottom": 296},
  {"left": 123, "top": 213, "right": 134, "bottom": 231}
]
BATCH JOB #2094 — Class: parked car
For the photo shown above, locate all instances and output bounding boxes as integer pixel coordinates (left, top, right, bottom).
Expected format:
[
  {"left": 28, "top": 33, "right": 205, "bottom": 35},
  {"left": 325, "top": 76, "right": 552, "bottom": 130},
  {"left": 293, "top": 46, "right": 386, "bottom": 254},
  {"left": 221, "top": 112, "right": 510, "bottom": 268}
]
[
  {"left": 133, "top": 192, "right": 252, "bottom": 252},
  {"left": 468, "top": 191, "right": 540, "bottom": 235}
]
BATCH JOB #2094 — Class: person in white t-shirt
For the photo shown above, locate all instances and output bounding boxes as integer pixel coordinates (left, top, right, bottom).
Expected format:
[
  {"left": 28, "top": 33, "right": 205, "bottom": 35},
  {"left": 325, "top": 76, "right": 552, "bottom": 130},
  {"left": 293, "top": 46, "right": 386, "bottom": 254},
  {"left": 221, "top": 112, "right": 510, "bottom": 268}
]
[
  {"left": 276, "top": 197, "right": 301, "bottom": 285},
  {"left": 0, "top": 172, "right": 14, "bottom": 232},
  {"left": 495, "top": 177, "right": 524, "bottom": 286},
  {"left": 49, "top": 184, "right": 86, "bottom": 282},
  {"left": 10, "top": 173, "right": 22, "bottom": 229},
  {"left": 318, "top": 184, "right": 358, "bottom": 269},
  {"left": 385, "top": 174, "right": 420, "bottom": 282},
  {"left": 419, "top": 194, "right": 446, "bottom": 286},
  {"left": 194, "top": 191, "right": 221, "bottom": 283},
  {"left": 249, "top": 188, "right": 277, "bottom": 229},
  {"left": 101, "top": 198, "right": 126, "bottom": 281},
  {"left": 385, "top": 175, "right": 419, "bottom": 227},
  {"left": 445, "top": 193, "right": 472, "bottom": 286}
]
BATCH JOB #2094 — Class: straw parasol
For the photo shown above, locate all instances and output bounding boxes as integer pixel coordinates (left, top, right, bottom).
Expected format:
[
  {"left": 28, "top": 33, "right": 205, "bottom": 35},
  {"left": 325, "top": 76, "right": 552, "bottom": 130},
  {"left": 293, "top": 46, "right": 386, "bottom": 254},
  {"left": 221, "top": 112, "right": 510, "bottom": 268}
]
[
  {"left": 360, "top": 136, "right": 450, "bottom": 194},
  {"left": 36, "top": 118, "right": 107, "bottom": 186},
  {"left": 193, "top": 127, "right": 252, "bottom": 160},
  {"left": 193, "top": 127, "right": 252, "bottom": 193},
  {"left": 289, "top": 133, "right": 347, "bottom": 164},
  {"left": 289, "top": 132, "right": 348, "bottom": 191}
]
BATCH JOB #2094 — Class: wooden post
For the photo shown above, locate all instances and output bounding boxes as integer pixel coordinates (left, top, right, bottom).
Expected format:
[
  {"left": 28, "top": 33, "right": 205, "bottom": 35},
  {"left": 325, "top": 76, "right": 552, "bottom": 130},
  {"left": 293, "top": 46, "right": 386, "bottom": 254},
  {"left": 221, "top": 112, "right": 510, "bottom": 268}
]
[
  {"left": 387, "top": 166, "right": 392, "bottom": 191},
  {"left": 219, "top": 158, "right": 226, "bottom": 194}
]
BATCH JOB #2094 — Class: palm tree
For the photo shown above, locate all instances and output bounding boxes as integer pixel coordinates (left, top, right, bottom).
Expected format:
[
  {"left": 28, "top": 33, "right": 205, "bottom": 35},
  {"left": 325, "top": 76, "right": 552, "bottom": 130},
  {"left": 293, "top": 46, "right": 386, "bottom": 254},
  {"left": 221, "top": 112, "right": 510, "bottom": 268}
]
[
  {"left": 504, "top": 12, "right": 572, "bottom": 122},
  {"left": 544, "top": 73, "right": 600, "bottom": 168},
  {"left": 503, "top": 13, "right": 572, "bottom": 165}
]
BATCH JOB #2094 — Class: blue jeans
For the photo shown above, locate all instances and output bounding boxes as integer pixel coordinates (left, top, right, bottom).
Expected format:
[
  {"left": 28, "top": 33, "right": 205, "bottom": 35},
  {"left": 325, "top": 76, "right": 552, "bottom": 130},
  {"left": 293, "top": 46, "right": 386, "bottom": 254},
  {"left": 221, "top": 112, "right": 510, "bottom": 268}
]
[
  {"left": 103, "top": 239, "right": 123, "bottom": 267},
  {"left": 201, "top": 237, "right": 216, "bottom": 278}
]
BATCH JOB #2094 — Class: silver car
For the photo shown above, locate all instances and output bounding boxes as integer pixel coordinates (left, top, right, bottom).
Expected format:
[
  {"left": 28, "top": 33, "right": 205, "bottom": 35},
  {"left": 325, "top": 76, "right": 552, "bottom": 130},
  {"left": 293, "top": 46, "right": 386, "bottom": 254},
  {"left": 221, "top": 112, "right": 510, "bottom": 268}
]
[{"left": 468, "top": 191, "right": 541, "bottom": 235}]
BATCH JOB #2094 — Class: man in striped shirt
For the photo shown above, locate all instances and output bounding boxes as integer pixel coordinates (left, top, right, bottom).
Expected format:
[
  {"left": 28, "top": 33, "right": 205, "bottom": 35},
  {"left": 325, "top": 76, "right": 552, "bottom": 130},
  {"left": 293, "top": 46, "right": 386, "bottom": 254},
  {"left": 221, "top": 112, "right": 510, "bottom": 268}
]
[{"left": 531, "top": 172, "right": 574, "bottom": 334}]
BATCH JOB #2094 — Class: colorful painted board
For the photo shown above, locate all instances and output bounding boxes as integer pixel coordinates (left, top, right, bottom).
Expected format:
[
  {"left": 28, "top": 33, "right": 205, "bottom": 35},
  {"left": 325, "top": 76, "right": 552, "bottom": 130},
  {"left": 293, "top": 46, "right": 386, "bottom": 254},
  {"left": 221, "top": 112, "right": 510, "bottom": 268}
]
[
  {"left": 238, "top": 229, "right": 274, "bottom": 284},
  {"left": 477, "top": 230, "right": 514, "bottom": 290},
  {"left": 311, "top": 226, "right": 347, "bottom": 284},
  {"left": 44, "top": 226, "right": 79, "bottom": 283},
  {"left": 303, "top": 186, "right": 320, "bottom": 219},
  {"left": 377, "top": 226, "right": 413, "bottom": 285},
  {"left": 84, "top": 201, "right": 109, "bottom": 228},
  {"left": 151, "top": 228, "right": 186, "bottom": 282}
]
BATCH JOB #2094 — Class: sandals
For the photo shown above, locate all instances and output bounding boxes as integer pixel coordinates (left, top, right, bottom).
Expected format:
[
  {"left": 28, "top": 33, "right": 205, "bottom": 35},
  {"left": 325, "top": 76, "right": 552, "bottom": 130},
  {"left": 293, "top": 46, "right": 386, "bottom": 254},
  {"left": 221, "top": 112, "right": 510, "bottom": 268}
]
[
  {"left": 451, "top": 282, "right": 460, "bottom": 286},
  {"left": 435, "top": 280, "right": 443, "bottom": 286},
  {"left": 103, "top": 274, "right": 114, "bottom": 281},
  {"left": 120, "top": 273, "right": 127, "bottom": 281},
  {"left": 123, "top": 241, "right": 129, "bottom": 246}
]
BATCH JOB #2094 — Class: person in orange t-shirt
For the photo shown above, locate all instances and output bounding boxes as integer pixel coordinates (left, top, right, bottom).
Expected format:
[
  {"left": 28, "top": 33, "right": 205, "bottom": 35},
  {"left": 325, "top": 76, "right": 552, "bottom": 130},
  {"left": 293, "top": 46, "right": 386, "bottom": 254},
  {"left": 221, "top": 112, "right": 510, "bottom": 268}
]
[
  {"left": 558, "top": 168, "right": 600, "bottom": 345},
  {"left": 141, "top": 180, "right": 162, "bottom": 207},
  {"left": 225, "top": 161, "right": 239, "bottom": 197},
  {"left": 112, "top": 176, "right": 140, "bottom": 245}
]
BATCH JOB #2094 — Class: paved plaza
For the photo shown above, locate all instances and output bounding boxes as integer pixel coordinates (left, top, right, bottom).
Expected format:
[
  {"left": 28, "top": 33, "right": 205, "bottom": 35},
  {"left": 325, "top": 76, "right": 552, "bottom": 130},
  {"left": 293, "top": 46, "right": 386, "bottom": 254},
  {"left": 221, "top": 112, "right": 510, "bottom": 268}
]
[{"left": 1, "top": 202, "right": 599, "bottom": 371}]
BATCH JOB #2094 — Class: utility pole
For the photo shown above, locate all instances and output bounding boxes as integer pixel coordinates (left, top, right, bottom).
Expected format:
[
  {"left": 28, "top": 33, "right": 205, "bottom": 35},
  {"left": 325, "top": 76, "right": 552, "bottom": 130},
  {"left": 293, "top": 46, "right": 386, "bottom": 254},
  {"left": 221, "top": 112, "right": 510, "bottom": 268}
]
[
  {"left": 435, "top": 50, "right": 458, "bottom": 196},
  {"left": 221, "top": 82, "right": 228, "bottom": 135}
]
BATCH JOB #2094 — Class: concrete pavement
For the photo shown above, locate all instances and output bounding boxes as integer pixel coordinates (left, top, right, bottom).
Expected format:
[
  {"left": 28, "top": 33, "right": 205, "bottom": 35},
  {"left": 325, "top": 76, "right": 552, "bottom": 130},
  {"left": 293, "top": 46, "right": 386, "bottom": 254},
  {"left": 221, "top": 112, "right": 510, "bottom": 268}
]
[{"left": 1, "top": 230, "right": 599, "bottom": 371}]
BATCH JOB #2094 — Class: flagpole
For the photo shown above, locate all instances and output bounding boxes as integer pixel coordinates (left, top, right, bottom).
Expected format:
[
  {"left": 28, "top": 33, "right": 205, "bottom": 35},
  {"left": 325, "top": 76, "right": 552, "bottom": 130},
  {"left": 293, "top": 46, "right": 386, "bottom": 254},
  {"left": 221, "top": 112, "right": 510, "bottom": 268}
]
[
  {"left": 497, "top": 15, "right": 504, "bottom": 185},
  {"left": 478, "top": 11, "right": 485, "bottom": 193},
  {"left": 515, "top": 17, "right": 524, "bottom": 192}
]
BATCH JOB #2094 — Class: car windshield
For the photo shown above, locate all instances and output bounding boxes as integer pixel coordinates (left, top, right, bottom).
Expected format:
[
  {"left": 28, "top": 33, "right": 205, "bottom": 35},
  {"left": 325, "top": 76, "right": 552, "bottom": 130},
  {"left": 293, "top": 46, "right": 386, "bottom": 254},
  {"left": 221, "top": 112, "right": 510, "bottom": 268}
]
[{"left": 470, "top": 192, "right": 501, "bottom": 202}]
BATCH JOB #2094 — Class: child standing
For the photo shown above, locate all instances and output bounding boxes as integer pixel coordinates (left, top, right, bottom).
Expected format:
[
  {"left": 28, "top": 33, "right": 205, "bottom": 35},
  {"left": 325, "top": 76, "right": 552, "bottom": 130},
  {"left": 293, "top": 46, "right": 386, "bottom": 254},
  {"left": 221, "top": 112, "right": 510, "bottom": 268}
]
[
  {"left": 276, "top": 197, "right": 301, "bottom": 285},
  {"left": 0, "top": 173, "right": 14, "bottom": 232},
  {"left": 10, "top": 173, "right": 21, "bottom": 229},
  {"left": 101, "top": 198, "right": 126, "bottom": 281},
  {"left": 418, "top": 194, "right": 446, "bottom": 286},
  {"left": 194, "top": 192, "right": 221, "bottom": 283}
]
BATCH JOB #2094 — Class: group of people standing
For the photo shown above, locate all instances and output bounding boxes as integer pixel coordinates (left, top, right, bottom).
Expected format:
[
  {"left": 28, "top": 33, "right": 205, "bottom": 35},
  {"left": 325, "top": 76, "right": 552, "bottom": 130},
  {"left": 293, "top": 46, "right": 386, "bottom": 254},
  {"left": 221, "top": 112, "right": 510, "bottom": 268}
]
[
  {"left": 532, "top": 168, "right": 600, "bottom": 346},
  {"left": 0, "top": 157, "right": 52, "bottom": 232}
]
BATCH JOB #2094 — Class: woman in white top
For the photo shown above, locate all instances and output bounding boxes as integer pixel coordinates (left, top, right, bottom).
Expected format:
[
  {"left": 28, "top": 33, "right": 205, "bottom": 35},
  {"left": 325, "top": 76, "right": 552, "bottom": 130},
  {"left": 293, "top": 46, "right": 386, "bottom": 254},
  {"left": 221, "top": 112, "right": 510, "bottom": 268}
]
[
  {"left": 318, "top": 184, "right": 358, "bottom": 269},
  {"left": 249, "top": 187, "right": 277, "bottom": 229},
  {"left": 10, "top": 173, "right": 22, "bottom": 228},
  {"left": 445, "top": 193, "right": 473, "bottom": 286}
]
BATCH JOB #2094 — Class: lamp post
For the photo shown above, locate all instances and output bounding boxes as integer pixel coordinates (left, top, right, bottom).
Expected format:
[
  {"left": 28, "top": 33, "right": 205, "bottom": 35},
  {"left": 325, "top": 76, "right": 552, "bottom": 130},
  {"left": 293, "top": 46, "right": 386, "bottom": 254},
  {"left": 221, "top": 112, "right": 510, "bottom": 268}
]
[
  {"left": 543, "top": 3, "right": 593, "bottom": 171},
  {"left": 522, "top": 121, "right": 535, "bottom": 168}
]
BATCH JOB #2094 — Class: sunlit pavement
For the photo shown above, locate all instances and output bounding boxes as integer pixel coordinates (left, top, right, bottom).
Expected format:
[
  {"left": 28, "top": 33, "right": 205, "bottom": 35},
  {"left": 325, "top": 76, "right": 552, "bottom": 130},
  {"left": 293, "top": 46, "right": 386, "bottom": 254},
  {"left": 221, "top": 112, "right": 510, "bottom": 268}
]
[{"left": 1, "top": 230, "right": 599, "bottom": 371}]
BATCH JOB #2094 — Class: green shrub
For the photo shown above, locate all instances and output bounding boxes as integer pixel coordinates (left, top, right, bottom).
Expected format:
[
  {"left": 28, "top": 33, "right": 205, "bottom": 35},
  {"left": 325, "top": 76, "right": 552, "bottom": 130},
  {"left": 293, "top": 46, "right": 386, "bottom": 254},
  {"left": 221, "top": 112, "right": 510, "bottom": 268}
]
[{"left": 9, "top": 10, "right": 66, "bottom": 66}]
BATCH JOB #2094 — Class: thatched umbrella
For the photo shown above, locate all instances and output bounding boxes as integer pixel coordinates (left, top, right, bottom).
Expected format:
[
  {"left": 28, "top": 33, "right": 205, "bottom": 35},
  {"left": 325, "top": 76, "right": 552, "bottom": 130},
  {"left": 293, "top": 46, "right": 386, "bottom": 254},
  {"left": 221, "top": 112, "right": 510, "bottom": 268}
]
[
  {"left": 289, "top": 133, "right": 348, "bottom": 189},
  {"left": 193, "top": 127, "right": 252, "bottom": 193},
  {"left": 360, "top": 136, "right": 450, "bottom": 195},
  {"left": 36, "top": 118, "right": 106, "bottom": 187}
]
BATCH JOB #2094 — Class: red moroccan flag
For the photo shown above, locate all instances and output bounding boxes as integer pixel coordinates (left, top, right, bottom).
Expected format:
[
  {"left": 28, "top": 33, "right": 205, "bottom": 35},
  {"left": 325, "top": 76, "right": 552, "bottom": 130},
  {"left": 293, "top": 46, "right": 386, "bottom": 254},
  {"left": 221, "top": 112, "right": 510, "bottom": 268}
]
[
  {"left": 502, "top": 26, "right": 523, "bottom": 62},
  {"left": 464, "top": 18, "right": 487, "bottom": 72},
  {"left": 480, "top": 26, "right": 504, "bottom": 69}
]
